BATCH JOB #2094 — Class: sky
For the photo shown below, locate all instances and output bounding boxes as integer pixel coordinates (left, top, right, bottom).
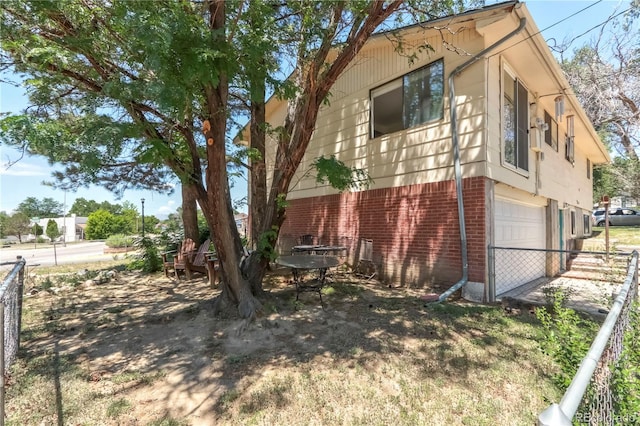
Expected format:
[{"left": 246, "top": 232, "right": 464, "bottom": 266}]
[{"left": 0, "top": 0, "right": 630, "bottom": 219}]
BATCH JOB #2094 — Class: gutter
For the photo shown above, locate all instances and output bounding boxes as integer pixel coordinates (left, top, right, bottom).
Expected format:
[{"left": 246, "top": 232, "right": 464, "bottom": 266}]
[{"left": 435, "top": 16, "right": 527, "bottom": 303}]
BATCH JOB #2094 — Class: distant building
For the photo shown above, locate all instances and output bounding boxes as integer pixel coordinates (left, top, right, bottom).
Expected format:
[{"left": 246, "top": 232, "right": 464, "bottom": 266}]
[
  {"left": 235, "top": 213, "right": 248, "bottom": 238},
  {"left": 611, "top": 195, "right": 638, "bottom": 208},
  {"left": 594, "top": 195, "right": 638, "bottom": 209},
  {"left": 30, "top": 214, "right": 88, "bottom": 242}
]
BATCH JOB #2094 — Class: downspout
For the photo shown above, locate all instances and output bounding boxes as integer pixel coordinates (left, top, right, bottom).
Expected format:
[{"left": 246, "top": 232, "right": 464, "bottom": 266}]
[{"left": 436, "top": 17, "right": 527, "bottom": 303}]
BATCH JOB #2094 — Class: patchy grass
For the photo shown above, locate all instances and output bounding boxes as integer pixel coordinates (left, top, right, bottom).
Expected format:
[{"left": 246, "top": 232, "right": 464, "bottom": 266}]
[
  {"left": 586, "top": 227, "right": 640, "bottom": 250},
  {"left": 107, "top": 398, "right": 132, "bottom": 418},
  {"left": 6, "top": 265, "right": 562, "bottom": 425},
  {"left": 27, "top": 259, "right": 128, "bottom": 276}
]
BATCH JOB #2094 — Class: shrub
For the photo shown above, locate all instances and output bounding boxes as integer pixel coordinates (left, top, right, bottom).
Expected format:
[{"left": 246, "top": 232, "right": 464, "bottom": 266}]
[
  {"left": 535, "top": 290, "right": 598, "bottom": 389},
  {"left": 86, "top": 209, "right": 116, "bottom": 239},
  {"left": 537, "top": 291, "right": 640, "bottom": 420},
  {"left": 127, "top": 236, "right": 162, "bottom": 273},
  {"left": 155, "top": 230, "right": 183, "bottom": 254}
]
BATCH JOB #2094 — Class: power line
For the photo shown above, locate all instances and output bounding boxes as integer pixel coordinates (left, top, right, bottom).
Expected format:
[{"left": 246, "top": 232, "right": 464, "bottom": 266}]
[
  {"left": 553, "top": 6, "right": 634, "bottom": 53},
  {"left": 487, "top": 0, "right": 631, "bottom": 59}
]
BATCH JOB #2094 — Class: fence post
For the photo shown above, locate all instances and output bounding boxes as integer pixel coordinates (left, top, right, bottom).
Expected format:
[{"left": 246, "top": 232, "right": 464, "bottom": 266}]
[
  {"left": 16, "top": 256, "right": 25, "bottom": 350},
  {"left": 487, "top": 245, "right": 495, "bottom": 302}
]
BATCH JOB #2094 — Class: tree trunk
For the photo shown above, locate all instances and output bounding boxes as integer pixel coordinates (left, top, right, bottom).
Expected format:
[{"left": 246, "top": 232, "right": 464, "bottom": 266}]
[
  {"left": 245, "top": 71, "right": 270, "bottom": 292},
  {"left": 241, "top": 2, "right": 404, "bottom": 297},
  {"left": 242, "top": 251, "right": 269, "bottom": 294},
  {"left": 199, "top": 1, "right": 404, "bottom": 320},
  {"left": 201, "top": 119, "right": 262, "bottom": 318},
  {"left": 249, "top": 96, "right": 267, "bottom": 250},
  {"left": 181, "top": 182, "right": 200, "bottom": 242},
  {"left": 200, "top": 0, "right": 261, "bottom": 319}
]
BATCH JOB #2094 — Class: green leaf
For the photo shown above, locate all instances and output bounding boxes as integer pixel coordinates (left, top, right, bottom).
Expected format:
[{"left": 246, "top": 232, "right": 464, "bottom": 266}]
[{"left": 311, "top": 155, "right": 373, "bottom": 192}]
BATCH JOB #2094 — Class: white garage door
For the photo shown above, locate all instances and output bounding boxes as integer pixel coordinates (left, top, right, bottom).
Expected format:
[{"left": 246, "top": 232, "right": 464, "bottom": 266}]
[{"left": 494, "top": 199, "right": 546, "bottom": 295}]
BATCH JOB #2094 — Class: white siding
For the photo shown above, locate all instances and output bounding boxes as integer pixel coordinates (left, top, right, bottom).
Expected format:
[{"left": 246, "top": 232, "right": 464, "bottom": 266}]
[
  {"left": 282, "top": 27, "right": 487, "bottom": 198},
  {"left": 261, "top": 4, "right": 605, "bottom": 214}
]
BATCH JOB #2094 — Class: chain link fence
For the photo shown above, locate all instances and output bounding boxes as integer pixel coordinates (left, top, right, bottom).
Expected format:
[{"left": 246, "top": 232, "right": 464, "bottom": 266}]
[
  {"left": 488, "top": 247, "right": 630, "bottom": 313},
  {"left": 0, "top": 256, "right": 27, "bottom": 425},
  {"left": 536, "top": 251, "right": 639, "bottom": 425}
]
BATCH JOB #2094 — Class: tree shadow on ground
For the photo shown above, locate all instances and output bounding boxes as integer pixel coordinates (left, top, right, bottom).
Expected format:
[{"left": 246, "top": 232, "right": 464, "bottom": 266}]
[{"left": 13, "top": 266, "right": 550, "bottom": 424}]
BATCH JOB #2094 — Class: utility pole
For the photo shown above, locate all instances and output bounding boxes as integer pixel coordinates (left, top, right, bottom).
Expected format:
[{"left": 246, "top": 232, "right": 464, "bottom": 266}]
[
  {"left": 603, "top": 195, "right": 610, "bottom": 261},
  {"left": 63, "top": 190, "right": 67, "bottom": 247},
  {"left": 141, "top": 198, "right": 145, "bottom": 238}
]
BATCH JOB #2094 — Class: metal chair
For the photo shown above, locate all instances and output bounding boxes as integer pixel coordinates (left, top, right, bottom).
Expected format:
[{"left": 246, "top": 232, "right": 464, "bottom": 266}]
[
  {"left": 298, "top": 234, "right": 316, "bottom": 245},
  {"left": 354, "top": 238, "right": 377, "bottom": 281}
]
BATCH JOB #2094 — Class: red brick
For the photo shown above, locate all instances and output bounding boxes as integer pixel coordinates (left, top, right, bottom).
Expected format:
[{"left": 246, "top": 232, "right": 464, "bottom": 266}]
[{"left": 279, "top": 176, "right": 488, "bottom": 287}]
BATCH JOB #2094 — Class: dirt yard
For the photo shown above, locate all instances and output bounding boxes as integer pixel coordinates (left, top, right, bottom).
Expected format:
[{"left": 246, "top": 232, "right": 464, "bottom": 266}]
[{"left": 8, "top": 264, "right": 558, "bottom": 425}]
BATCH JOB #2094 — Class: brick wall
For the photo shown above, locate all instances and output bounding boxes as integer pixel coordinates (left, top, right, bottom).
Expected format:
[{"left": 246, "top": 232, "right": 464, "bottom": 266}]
[{"left": 280, "top": 176, "right": 487, "bottom": 288}]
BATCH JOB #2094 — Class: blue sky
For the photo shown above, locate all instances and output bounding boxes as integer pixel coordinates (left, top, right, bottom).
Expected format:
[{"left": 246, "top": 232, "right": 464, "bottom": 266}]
[{"left": 0, "top": 0, "right": 629, "bottom": 218}]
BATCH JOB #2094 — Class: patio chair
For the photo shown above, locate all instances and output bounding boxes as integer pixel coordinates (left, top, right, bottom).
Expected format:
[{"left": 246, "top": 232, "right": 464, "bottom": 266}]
[
  {"left": 354, "top": 238, "right": 377, "bottom": 281},
  {"left": 181, "top": 239, "right": 220, "bottom": 286},
  {"left": 161, "top": 238, "right": 196, "bottom": 278}
]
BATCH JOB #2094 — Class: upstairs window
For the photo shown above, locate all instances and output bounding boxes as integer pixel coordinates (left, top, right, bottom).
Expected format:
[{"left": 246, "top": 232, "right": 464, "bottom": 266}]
[
  {"left": 544, "top": 110, "right": 558, "bottom": 151},
  {"left": 502, "top": 65, "right": 529, "bottom": 172},
  {"left": 371, "top": 59, "right": 444, "bottom": 138},
  {"left": 565, "top": 115, "right": 575, "bottom": 164},
  {"left": 565, "top": 136, "right": 575, "bottom": 163}
]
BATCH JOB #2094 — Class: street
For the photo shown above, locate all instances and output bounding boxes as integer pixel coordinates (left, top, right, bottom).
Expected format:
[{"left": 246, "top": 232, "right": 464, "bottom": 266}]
[{"left": 0, "top": 241, "right": 111, "bottom": 269}]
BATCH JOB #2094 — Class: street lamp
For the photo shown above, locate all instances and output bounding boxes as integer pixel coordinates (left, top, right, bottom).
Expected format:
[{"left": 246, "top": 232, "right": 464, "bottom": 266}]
[{"left": 141, "top": 198, "right": 145, "bottom": 238}]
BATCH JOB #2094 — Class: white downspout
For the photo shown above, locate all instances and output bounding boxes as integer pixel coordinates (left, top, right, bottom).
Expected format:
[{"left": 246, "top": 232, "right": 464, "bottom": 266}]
[{"left": 436, "top": 17, "right": 527, "bottom": 303}]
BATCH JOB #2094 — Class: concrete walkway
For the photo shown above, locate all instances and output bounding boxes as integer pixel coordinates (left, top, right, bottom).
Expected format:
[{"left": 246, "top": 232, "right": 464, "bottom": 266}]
[{"left": 499, "top": 276, "right": 622, "bottom": 319}]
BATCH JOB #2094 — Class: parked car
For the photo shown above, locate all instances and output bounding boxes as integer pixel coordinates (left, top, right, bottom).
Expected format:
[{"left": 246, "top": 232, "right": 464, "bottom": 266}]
[
  {"left": 592, "top": 209, "right": 606, "bottom": 226},
  {"left": 593, "top": 208, "right": 640, "bottom": 227}
]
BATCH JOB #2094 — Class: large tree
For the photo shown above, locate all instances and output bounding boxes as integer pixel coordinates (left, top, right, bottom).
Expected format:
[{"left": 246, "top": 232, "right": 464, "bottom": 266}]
[
  {"left": 6, "top": 212, "right": 31, "bottom": 242},
  {"left": 0, "top": 211, "right": 8, "bottom": 238},
  {"left": 563, "top": 44, "right": 639, "bottom": 160},
  {"left": 1, "top": 0, "right": 466, "bottom": 319},
  {"left": 0, "top": 6, "right": 199, "bottom": 240},
  {"left": 69, "top": 198, "right": 126, "bottom": 216},
  {"left": 15, "top": 196, "right": 63, "bottom": 218}
]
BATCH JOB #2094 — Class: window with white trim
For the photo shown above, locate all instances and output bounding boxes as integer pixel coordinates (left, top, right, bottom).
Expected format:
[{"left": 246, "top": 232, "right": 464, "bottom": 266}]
[
  {"left": 502, "top": 65, "right": 529, "bottom": 172},
  {"left": 370, "top": 59, "right": 444, "bottom": 138},
  {"left": 583, "top": 213, "right": 591, "bottom": 236},
  {"left": 570, "top": 210, "right": 577, "bottom": 237},
  {"left": 565, "top": 115, "right": 575, "bottom": 164},
  {"left": 544, "top": 110, "right": 558, "bottom": 151}
]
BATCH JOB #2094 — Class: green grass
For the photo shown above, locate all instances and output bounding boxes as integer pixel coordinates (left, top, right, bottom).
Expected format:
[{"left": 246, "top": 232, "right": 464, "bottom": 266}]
[
  {"left": 106, "top": 398, "right": 132, "bottom": 418},
  {"left": 585, "top": 226, "right": 640, "bottom": 250}
]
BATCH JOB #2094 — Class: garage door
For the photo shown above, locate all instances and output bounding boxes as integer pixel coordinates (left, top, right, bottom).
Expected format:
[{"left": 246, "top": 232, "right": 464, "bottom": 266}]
[{"left": 494, "top": 199, "right": 546, "bottom": 295}]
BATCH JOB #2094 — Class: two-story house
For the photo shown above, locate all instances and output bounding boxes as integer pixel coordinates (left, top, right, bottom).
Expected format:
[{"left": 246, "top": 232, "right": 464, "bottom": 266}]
[{"left": 256, "top": 1, "right": 610, "bottom": 301}]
